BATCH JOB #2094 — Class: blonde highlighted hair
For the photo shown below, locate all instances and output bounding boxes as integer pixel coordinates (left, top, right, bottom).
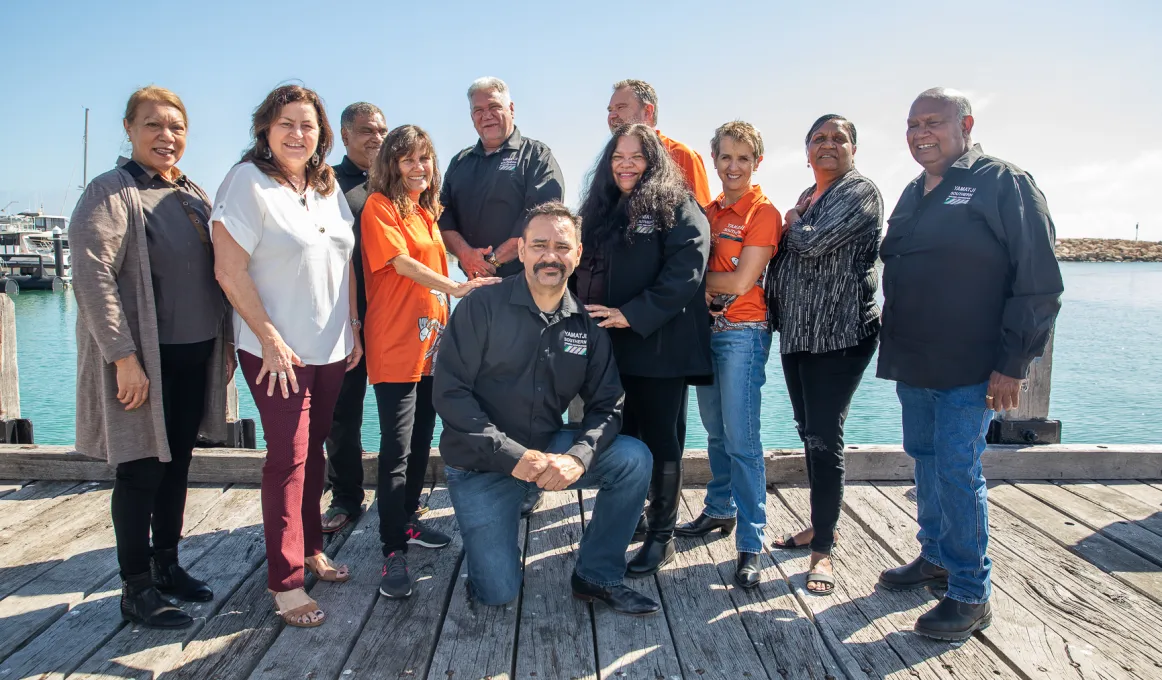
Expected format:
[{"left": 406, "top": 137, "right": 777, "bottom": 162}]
[
  {"left": 124, "top": 85, "right": 188, "bottom": 125},
  {"left": 711, "top": 120, "right": 764, "bottom": 159}
]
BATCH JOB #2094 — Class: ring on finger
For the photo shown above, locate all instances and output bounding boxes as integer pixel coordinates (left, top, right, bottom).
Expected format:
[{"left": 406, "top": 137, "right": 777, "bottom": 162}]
[{"left": 278, "top": 371, "right": 288, "bottom": 380}]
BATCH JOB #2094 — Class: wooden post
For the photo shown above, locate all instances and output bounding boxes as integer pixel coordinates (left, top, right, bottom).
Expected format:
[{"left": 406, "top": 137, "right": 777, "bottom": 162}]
[
  {"left": 989, "top": 328, "right": 1061, "bottom": 445},
  {"left": 0, "top": 294, "right": 19, "bottom": 420}
]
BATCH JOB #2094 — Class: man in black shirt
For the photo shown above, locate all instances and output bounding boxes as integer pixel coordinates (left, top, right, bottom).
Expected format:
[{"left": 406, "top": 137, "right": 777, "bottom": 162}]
[
  {"left": 876, "top": 88, "right": 1063, "bottom": 641},
  {"left": 322, "top": 102, "right": 388, "bottom": 534},
  {"left": 432, "top": 202, "right": 659, "bottom": 616},
  {"left": 439, "top": 77, "right": 564, "bottom": 281}
]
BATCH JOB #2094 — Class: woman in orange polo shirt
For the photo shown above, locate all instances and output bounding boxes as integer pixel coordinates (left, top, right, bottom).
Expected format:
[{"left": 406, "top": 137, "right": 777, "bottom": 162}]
[
  {"left": 675, "top": 121, "right": 780, "bottom": 589},
  {"left": 361, "top": 125, "right": 500, "bottom": 600}
]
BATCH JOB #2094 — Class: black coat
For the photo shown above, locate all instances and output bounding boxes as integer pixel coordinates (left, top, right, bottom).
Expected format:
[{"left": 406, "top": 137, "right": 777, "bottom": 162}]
[{"left": 576, "top": 195, "right": 712, "bottom": 383}]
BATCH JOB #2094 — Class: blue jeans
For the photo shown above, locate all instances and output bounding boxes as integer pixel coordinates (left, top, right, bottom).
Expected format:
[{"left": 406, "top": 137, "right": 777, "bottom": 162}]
[
  {"left": 696, "top": 328, "right": 771, "bottom": 554},
  {"left": 445, "top": 432, "right": 651, "bottom": 605},
  {"left": 896, "top": 381, "right": 994, "bottom": 604}
]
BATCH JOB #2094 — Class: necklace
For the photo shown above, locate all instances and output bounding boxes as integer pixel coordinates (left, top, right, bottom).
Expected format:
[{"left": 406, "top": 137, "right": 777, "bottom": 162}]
[{"left": 285, "top": 175, "right": 309, "bottom": 207}]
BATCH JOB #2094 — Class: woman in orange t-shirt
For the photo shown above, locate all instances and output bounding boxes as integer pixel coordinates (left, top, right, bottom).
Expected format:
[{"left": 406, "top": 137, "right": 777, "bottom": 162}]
[
  {"left": 362, "top": 125, "right": 500, "bottom": 599},
  {"left": 676, "top": 121, "right": 780, "bottom": 590}
]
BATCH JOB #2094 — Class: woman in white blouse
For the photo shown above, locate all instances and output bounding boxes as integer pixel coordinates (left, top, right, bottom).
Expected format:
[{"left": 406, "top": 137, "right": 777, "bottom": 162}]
[{"left": 211, "top": 84, "right": 363, "bottom": 628}]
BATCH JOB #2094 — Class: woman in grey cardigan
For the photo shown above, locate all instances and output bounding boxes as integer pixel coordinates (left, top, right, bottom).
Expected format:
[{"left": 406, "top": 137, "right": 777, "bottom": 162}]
[{"left": 70, "top": 86, "right": 233, "bottom": 629}]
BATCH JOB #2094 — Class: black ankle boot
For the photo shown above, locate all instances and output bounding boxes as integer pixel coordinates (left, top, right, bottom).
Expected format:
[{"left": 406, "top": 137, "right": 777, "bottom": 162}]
[
  {"left": 121, "top": 571, "right": 193, "bottom": 629},
  {"left": 627, "top": 461, "right": 681, "bottom": 578},
  {"left": 914, "top": 596, "right": 992, "bottom": 641},
  {"left": 632, "top": 513, "right": 649, "bottom": 541},
  {"left": 152, "top": 547, "right": 214, "bottom": 602},
  {"left": 675, "top": 513, "right": 736, "bottom": 537},
  {"left": 878, "top": 556, "right": 948, "bottom": 592},
  {"left": 734, "top": 552, "right": 761, "bottom": 589}
]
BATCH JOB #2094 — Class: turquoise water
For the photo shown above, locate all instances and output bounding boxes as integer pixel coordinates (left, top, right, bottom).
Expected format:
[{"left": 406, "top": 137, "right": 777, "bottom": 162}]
[{"left": 13, "top": 263, "right": 1162, "bottom": 448}]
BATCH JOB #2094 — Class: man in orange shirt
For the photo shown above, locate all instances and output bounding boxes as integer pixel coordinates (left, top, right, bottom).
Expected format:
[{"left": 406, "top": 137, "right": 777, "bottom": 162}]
[{"left": 606, "top": 79, "right": 712, "bottom": 207}]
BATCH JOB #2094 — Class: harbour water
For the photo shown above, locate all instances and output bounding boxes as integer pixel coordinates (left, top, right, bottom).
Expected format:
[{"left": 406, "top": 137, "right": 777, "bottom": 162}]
[{"left": 12, "top": 262, "right": 1162, "bottom": 449}]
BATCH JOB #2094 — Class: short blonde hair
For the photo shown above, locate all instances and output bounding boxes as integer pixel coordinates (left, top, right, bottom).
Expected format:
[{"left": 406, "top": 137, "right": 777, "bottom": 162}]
[
  {"left": 124, "top": 85, "right": 188, "bottom": 126},
  {"left": 711, "top": 120, "right": 764, "bottom": 159}
]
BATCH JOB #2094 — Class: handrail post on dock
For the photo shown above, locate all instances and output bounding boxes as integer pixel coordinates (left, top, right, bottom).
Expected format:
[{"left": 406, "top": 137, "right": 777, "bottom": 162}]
[
  {"left": 0, "top": 294, "right": 34, "bottom": 443},
  {"left": 988, "top": 328, "right": 1061, "bottom": 445}
]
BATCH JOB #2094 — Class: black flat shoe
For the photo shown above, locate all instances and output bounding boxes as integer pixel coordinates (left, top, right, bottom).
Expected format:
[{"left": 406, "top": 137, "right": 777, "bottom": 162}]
[
  {"left": 632, "top": 513, "right": 648, "bottom": 542},
  {"left": 734, "top": 552, "right": 761, "bottom": 589},
  {"left": 571, "top": 572, "right": 659, "bottom": 616},
  {"left": 878, "top": 556, "right": 948, "bottom": 592},
  {"left": 121, "top": 571, "right": 193, "bottom": 629},
  {"left": 520, "top": 489, "right": 544, "bottom": 518},
  {"left": 676, "top": 513, "right": 736, "bottom": 538},
  {"left": 914, "top": 596, "right": 992, "bottom": 641},
  {"left": 152, "top": 548, "right": 213, "bottom": 603}
]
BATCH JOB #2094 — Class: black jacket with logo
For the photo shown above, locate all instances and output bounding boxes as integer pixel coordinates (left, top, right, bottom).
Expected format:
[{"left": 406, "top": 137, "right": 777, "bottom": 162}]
[
  {"left": 333, "top": 156, "right": 370, "bottom": 318},
  {"left": 878, "top": 144, "right": 1064, "bottom": 389},
  {"left": 574, "top": 195, "right": 712, "bottom": 382}
]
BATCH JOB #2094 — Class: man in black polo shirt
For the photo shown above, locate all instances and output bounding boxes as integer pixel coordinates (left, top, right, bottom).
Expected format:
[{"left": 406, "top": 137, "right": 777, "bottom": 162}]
[
  {"left": 876, "top": 88, "right": 1063, "bottom": 641},
  {"left": 431, "top": 202, "right": 659, "bottom": 616},
  {"left": 322, "top": 102, "right": 387, "bottom": 534},
  {"left": 439, "top": 76, "right": 564, "bottom": 281}
]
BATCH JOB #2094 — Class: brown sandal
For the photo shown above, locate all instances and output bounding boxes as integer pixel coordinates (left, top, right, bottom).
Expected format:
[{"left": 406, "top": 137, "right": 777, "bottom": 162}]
[
  {"left": 305, "top": 553, "right": 350, "bottom": 583},
  {"left": 271, "top": 588, "right": 325, "bottom": 627}
]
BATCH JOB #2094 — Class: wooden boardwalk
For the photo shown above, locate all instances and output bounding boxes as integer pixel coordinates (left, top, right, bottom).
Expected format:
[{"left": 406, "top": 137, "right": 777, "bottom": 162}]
[{"left": 1, "top": 478, "right": 1162, "bottom": 679}]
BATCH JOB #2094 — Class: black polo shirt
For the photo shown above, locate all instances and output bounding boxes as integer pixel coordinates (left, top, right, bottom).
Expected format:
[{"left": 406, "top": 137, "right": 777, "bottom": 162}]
[
  {"left": 432, "top": 274, "right": 623, "bottom": 474},
  {"left": 333, "top": 155, "right": 370, "bottom": 318},
  {"left": 438, "top": 127, "right": 564, "bottom": 278},
  {"left": 878, "top": 144, "right": 1064, "bottom": 390}
]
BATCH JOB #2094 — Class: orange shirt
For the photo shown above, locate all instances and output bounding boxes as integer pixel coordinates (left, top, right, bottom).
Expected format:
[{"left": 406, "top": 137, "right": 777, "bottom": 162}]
[
  {"left": 705, "top": 185, "right": 782, "bottom": 329},
  {"left": 361, "top": 192, "right": 451, "bottom": 383},
  {"left": 657, "top": 130, "right": 712, "bottom": 207}
]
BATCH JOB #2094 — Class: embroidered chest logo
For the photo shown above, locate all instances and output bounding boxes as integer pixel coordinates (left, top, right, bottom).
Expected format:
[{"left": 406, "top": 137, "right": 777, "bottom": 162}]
[
  {"left": 631, "top": 214, "right": 657, "bottom": 234},
  {"left": 944, "top": 185, "right": 977, "bottom": 206},
  {"left": 562, "top": 330, "right": 588, "bottom": 356},
  {"left": 497, "top": 152, "right": 519, "bottom": 171},
  {"left": 721, "top": 223, "right": 746, "bottom": 240}
]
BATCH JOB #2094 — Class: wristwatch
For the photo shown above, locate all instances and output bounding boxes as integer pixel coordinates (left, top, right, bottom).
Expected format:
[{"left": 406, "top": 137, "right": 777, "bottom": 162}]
[
  {"left": 350, "top": 319, "right": 362, "bottom": 331},
  {"left": 486, "top": 253, "right": 501, "bottom": 268}
]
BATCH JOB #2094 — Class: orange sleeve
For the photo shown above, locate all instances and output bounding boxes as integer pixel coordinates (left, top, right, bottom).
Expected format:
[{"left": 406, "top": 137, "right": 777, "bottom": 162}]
[
  {"left": 361, "top": 193, "right": 410, "bottom": 273},
  {"left": 682, "top": 148, "right": 713, "bottom": 208},
  {"left": 744, "top": 203, "right": 783, "bottom": 251}
]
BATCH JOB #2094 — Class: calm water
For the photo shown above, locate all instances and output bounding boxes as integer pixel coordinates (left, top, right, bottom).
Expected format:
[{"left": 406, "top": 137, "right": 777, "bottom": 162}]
[{"left": 13, "top": 263, "right": 1162, "bottom": 448}]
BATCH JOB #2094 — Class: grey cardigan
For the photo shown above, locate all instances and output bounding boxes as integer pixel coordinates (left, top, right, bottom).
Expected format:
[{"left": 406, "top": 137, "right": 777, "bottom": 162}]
[{"left": 70, "top": 165, "right": 232, "bottom": 466}]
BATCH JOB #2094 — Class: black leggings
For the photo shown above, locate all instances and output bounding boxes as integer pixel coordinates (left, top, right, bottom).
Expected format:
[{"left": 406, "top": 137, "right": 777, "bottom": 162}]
[
  {"left": 374, "top": 377, "right": 436, "bottom": 555},
  {"left": 620, "top": 375, "right": 688, "bottom": 465},
  {"left": 781, "top": 332, "right": 877, "bottom": 554},
  {"left": 111, "top": 340, "right": 214, "bottom": 577}
]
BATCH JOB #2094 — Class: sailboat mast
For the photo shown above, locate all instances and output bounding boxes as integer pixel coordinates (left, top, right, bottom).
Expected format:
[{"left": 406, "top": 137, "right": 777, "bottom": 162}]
[{"left": 82, "top": 108, "right": 89, "bottom": 188}]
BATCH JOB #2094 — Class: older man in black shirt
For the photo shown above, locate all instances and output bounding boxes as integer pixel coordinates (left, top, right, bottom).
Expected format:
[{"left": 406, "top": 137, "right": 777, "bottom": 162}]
[
  {"left": 876, "top": 88, "right": 1063, "bottom": 641},
  {"left": 322, "top": 102, "right": 388, "bottom": 534},
  {"left": 432, "top": 202, "right": 658, "bottom": 616},
  {"left": 439, "top": 77, "right": 564, "bottom": 281}
]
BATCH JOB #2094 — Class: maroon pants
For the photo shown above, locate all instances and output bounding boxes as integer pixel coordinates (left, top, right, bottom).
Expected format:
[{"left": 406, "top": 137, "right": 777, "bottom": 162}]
[{"left": 240, "top": 351, "right": 348, "bottom": 592}]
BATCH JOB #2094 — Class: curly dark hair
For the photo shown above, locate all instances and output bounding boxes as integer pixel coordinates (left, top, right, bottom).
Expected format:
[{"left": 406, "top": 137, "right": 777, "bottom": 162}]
[
  {"left": 367, "top": 125, "right": 441, "bottom": 219},
  {"left": 240, "top": 84, "right": 336, "bottom": 196},
  {"left": 578, "top": 123, "right": 690, "bottom": 249}
]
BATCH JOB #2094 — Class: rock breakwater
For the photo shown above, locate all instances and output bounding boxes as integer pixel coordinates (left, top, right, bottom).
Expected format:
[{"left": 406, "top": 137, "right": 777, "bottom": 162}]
[{"left": 1056, "top": 238, "right": 1162, "bottom": 262}]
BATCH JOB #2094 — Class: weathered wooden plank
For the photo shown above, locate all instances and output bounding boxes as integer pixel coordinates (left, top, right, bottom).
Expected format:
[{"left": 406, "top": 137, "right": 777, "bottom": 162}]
[
  {"left": 0, "top": 480, "right": 86, "bottom": 533},
  {"left": 514, "top": 490, "right": 596, "bottom": 680},
  {"left": 878, "top": 481, "right": 1162, "bottom": 679},
  {"left": 160, "top": 490, "right": 372, "bottom": 680},
  {"left": 988, "top": 482, "right": 1162, "bottom": 606},
  {"left": 68, "top": 487, "right": 267, "bottom": 680},
  {"left": 0, "top": 480, "right": 23, "bottom": 498},
  {"left": 0, "top": 485, "right": 230, "bottom": 676},
  {"left": 654, "top": 492, "right": 768, "bottom": 679},
  {"left": 1107, "top": 480, "right": 1162, "bottom": 507},
  {"left": 779, "top": 484, "right": 1016, "bottom": 679},
  {"left": 681, "top": 491, "right": 842, "bottom": 680},
  {"left": 580, "top": 490, "right": 683, "bottom": 680},
  {"left": 1054, "top": 481, "right": 1162, "bottom": 539},
  {"left": 341, "top": 486, "right": 461, "bottom": 679},
  {"left": 1015, "top": 481, "right": 1162, "bottom": 567},
  {"left": 428, "top": 505, "right": 528, "bottom": 680}
]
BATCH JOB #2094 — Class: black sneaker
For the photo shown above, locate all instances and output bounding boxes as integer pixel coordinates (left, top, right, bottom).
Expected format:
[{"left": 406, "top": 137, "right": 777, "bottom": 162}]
[
  {"left": 405, "top": 515, "right": 451, "bottom": 549},
  {"left": 379, "top": 552, "right": 412, "bottom": 599}
]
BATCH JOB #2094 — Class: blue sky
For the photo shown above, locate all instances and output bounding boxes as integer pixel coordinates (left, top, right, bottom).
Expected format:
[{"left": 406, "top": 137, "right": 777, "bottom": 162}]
[{"left": 2, "top": 0, "right": 1158, "bottom": 239}]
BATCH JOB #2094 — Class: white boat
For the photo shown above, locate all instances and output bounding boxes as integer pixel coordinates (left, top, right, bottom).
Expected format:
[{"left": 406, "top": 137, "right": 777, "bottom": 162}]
[{"left": 0, "top": 211, "right": 70, "bottom": 279}]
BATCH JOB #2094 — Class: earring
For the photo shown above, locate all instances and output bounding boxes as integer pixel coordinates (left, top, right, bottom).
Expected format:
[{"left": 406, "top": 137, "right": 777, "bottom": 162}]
[
  {"left": 262, "top": 147, "right": 272, "bottom": 160},
  {"left": 310, "top": 153, "right": 320, "bottom": 167}
]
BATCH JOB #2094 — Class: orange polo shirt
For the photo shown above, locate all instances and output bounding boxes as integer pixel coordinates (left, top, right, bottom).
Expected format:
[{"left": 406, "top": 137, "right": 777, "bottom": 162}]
[
  {"left": 705, "top": 185, "right": 782, "bottom": 329},
  {"left": 361, "top": 192, "right": 451, "bottom": 383},
  {"left": 657, "top": 130, "right": 712, "bottom": 207}
]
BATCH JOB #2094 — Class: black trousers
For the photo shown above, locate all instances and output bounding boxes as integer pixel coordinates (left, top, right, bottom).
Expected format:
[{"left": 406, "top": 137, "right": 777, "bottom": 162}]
[
  {"left": 781, "top": 332, "right": 878, "bottom": 554},
  {"left": 374, "top": 377, "right": 436, "bottom": 555},
  {"left": 324, "top": 358, "right": 367, "bottom": 515},
  {"left": 111, "top": 339, "right": 214, "bottom": 578},
  {"left": 620, "top": 375, "right": 688, "bottom": 465}
]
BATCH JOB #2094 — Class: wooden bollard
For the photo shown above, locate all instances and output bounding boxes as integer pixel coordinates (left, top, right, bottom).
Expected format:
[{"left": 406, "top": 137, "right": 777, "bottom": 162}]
[
  {"left": 988, "top": 328, "right": 1061, "bottom": 445},
  {"left": 0, "top": 294, "right": 33, "bottom": 443}
]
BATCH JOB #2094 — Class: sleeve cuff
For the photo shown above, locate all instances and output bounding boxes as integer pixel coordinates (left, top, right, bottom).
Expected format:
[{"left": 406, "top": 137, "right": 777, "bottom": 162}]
[
  {"left": 565, "top": 442, "right": 595, "bottom": 471},
  {"left": 995, "top": 354, "right": 1031, "bottom": 380},
  {"left": 497, "top": 437, "right": 529, "bottom": 474}
]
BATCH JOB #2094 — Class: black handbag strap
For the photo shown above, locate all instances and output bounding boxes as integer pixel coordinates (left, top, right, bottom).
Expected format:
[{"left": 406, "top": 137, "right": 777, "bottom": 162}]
[{"left": 123, "top": 160, "right": 213, "bottom": 258}]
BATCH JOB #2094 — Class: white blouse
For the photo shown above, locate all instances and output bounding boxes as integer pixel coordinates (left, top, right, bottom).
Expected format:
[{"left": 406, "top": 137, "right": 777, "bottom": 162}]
[{"left": 211, "top": 161, "right": 355, "bottom": 365}]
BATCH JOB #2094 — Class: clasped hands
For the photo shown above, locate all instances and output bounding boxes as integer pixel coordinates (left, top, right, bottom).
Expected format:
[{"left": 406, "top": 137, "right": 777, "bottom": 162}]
[{"left": 511, "top": 450, "right": 585, "bottom": 491}]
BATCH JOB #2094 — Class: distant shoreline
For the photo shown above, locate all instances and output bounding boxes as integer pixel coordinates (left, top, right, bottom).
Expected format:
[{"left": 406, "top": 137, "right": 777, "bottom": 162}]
[{"left": 1055, "top": 238, "right": 1162, "bottom": 262}]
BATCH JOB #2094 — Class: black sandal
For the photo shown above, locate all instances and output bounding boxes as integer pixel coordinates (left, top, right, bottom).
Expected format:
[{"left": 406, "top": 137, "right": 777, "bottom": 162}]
[
  {"left": 806, "top": 569, "right": 836, "bottom": 596},
  {"left": 772, "top": 532, "right": 810, "bottom": 550},
  {"left": 321, "top": 505, "right": 359, "bottom": 534}
]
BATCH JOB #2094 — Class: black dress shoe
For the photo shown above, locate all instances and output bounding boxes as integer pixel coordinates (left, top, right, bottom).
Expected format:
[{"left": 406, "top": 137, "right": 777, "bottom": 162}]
[
  {"left": 914, "top": 596, "right": 992, "bottom": 641},
  {"left": 152, "top": 548, "right": 214, "bottom": 602},
  {"left": 520, "top": 489, "right": 544, "bottom": 518},
  {"left": 675, "top": 513, "right": 736, "bottom": 538},
  {"left": 121, "top": 571, "right": 193, "bottom": 629},
  {"left": 571, "top": 572, "right": 659, "bottom": 616},
  {"left": 878, "top": 556, "right": 948, "bottom": 592},
  {"left": 734, "top": 552, "right": 761, "bottom": 589},
  {"left": 632, "top": 513, "right": 648, "bottom": 541}
]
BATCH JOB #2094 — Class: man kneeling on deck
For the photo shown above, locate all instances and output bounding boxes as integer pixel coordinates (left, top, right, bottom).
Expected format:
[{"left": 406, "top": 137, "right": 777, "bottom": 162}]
[{"left": 433, "top": 201, "right": 659, "bottom": 616}]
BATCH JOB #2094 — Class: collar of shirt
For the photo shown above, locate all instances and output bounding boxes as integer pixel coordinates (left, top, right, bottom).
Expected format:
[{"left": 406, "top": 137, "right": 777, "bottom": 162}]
[
  {"left": 711, "top": 184, "right": 765, "bottom": 217},
  {"left": 335, "top": 155, "right": 369, "bottom": 180},
  {"left": 472, "top": 127, "right": 524, "bottom": 157},
  {"left": 117, "top": 155, "right": 187, "bottom": 188},
  {"left": 508, "top": 273, "right": 580, "bottom": 322},
  {"left": 950, "top": 143, "right": 985, "bottom": 170}
]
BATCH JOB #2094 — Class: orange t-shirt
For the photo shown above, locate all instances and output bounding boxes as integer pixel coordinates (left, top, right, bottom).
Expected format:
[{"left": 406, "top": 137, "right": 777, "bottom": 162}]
[
  {"left": 658, "top": 130, "right": 712, "bottom": 208},
  {"left": 361, "top": 192, "right": 451, "bottom": 383},
  {"left": 705, "top": 185, "right": 782, "bottom": 329}
]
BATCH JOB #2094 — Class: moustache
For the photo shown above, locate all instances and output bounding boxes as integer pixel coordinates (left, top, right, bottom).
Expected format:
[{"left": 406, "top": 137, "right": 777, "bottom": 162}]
[{"left": 534, "top": 262, "right": 565, "bottom": 275}]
